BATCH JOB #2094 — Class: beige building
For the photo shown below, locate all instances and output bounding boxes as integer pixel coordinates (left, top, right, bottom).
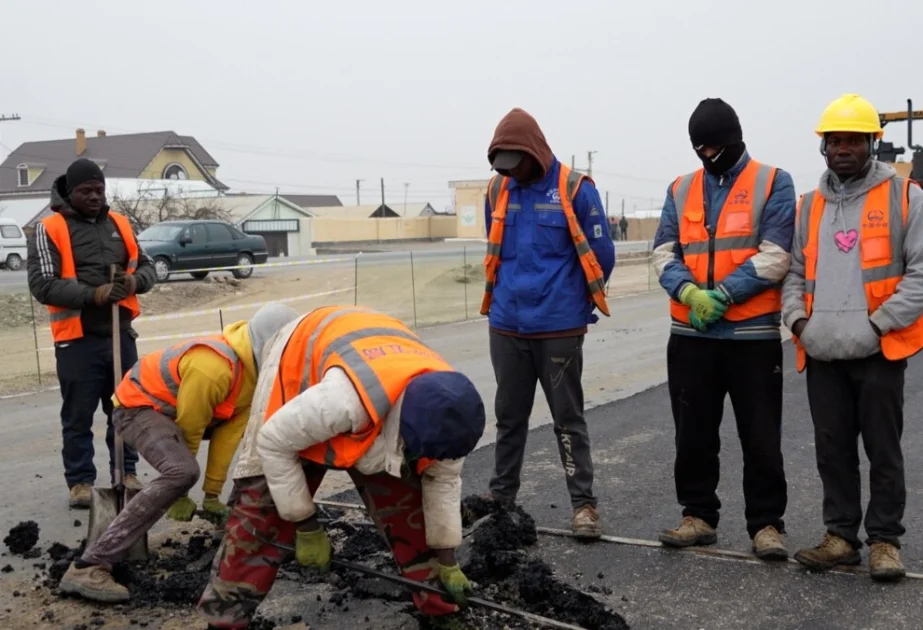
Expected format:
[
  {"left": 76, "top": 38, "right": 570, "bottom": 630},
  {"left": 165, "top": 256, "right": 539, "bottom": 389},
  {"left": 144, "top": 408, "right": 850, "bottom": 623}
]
[{"left": 449, "top": 179, "right": 490, "bottom": 239}]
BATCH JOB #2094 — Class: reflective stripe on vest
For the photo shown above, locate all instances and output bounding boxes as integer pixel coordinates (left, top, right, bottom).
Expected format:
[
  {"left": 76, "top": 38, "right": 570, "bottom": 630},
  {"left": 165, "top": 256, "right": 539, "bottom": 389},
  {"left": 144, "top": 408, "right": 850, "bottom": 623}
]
[
  {"left": 265, "top": 306, "right": 455, "bottom": 469},
  {"left": 114, "top": 336, "right": 243, "bottom": 418},
  {"left": 40, "top": 211, "right": 141, "bottom": 342},
  {"left": 794, "top": 177, "right": 922, "bottom": 372},
  {"left": 669, "top": 160, "right": 781, "bottom": 323},
  {"left": 481, "top": 164, "right": 610, "bottom": 317}
]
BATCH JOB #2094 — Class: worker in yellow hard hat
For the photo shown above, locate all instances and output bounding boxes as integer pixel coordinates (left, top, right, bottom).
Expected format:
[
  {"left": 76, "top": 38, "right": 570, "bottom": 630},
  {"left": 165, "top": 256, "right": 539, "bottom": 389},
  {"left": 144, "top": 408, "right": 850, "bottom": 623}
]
[{"left": 783, "top": 93, "right": 923, "bottom": 581}]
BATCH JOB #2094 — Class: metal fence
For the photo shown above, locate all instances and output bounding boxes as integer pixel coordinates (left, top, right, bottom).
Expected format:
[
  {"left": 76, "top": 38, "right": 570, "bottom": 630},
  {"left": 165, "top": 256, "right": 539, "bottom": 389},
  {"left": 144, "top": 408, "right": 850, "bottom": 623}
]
[{"left": 0, "top": 246, "right": 657, "bottom": 396}]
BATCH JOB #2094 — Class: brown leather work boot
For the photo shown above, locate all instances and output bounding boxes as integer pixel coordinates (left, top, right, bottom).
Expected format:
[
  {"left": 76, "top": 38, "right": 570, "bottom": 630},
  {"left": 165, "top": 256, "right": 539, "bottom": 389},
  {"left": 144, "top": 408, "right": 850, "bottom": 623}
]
[
  {"left": 869, "top": 542, "right": 905, "bottom": 582},
  {"left": 794, "top": 532, "right": 860, "bottom": 571},
  {"left": 659, "top": 516, "right": 717, "bottom": 548},
  {"left": 68, "top": 483, "right": 92, "bottom": 509},
  {"left": 124, "top": 474, "right": 144, "bottom": 492},
  {"left": 752, "top": 525, "right": 788, "bottom": 561},
  {"left": 58, "top": 563, "right": 130, "bottom": 603},
  {"left": 572, "top": 505, "right": 602, "bottom": 539}
]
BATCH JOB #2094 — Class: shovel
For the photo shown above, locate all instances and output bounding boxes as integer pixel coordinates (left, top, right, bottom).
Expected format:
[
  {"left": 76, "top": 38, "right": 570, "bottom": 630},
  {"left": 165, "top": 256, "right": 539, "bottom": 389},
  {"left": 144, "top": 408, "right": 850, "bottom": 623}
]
[{"left": 86, "top": 265, "right": 149, "bottom": 562}]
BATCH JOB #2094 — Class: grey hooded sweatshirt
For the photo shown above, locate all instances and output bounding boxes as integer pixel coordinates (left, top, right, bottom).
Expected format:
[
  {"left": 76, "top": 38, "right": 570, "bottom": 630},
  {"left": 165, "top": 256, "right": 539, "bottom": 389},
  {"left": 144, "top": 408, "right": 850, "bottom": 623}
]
[{"left": 782, "top": 161, "right": 923, "bottom": 362}]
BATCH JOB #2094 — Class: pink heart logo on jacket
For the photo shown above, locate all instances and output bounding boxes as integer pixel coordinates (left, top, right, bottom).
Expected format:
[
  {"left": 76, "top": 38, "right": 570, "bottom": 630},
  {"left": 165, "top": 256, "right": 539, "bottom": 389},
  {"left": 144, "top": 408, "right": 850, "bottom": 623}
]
[{"left": 834, "top": 229, "right": 858, "bottom": 253}]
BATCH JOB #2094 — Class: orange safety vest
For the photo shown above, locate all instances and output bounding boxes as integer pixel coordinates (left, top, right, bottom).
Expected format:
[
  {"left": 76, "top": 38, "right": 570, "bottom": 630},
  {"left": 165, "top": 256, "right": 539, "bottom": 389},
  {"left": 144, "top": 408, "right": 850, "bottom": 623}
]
[
  {"left": 114, "top": 336, "right": 244, "bottom": 418},
  {"left": 670, "top": 159, "right": 780, "bottom": 323},
  {"left": 40, "top": 211, "right": 141, "bottom": 342},
  {"left": 481, "top": 164, "right": 610, "bottom": 317},
  {"left": 793, "top": 177, "right": 923, "bottom": 373},
  {"left": 264, "top": 306, "right": 455, "bottom": 470}
]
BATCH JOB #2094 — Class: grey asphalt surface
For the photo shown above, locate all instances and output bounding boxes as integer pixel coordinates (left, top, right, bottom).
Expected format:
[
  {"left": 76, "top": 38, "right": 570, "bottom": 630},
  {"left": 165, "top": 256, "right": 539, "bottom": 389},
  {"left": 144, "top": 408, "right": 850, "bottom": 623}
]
[
  {"left": 322, "top": 342, "right": 923, "bottom": 630},
  {"left": 11, "top": 286, "right": 912, "bottom": 629},
  {"left": 0, "top": 240, "right": 652, "bottom": 293}
]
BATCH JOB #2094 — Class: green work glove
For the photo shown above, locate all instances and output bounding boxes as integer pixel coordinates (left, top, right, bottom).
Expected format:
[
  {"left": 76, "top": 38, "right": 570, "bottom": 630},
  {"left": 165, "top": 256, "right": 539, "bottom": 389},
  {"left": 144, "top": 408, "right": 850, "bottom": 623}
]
[
  {"left": 166, "top": 495, "right": 197, "bottom": 522},
  {"left": 295, "top": 528, "right": 332, "bottom": 572},
  {"left": 201, "top": 495, "right": 230, "bottom": 526},
  {"left": 437, "top": 563, "right": 473, "bottom": 607},
  {"left": 679, "top": 284, "right": 728, "bottom": 324},
  {"left": 688, "top": 310, "right": 708, "bottom": 332}
]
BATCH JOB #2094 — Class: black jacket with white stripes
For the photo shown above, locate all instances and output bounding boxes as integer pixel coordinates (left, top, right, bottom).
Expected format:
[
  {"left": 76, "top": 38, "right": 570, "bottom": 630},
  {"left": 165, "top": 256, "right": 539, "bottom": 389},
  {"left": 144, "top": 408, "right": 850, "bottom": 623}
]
[{"left": 27, "top": 175, "right": 157, "bottom": 338}]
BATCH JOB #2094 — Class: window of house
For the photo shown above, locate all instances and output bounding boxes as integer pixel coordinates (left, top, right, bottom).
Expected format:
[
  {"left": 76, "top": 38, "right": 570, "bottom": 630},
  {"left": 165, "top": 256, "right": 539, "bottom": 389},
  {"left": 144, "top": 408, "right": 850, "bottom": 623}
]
[
  {"left": 206, "top": 223, "right": 234, "bottom": 242},
  {"left": 17, "top": 165, "right": 28, "bottom": 187},
  {"left": 0, "top": 225, "right": 22, "bottom": 239},
  {"left": 162, "top": 163, "right": 188, "bottom": 180}
]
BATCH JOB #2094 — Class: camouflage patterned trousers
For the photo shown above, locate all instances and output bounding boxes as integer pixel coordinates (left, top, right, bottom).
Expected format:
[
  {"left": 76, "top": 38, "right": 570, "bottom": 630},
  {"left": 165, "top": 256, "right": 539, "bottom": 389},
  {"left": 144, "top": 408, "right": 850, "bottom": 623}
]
[{"left": 197, "top": 464, "right": 459, "bottom": 628}]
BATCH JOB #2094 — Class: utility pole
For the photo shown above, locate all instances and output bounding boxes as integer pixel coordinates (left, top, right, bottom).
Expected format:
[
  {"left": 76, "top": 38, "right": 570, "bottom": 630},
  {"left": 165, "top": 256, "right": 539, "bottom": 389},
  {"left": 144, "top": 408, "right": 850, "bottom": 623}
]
[
  {"left": 605, "top": 191, "right": 609, "bottom": 217},
  {"left": 403, "top": 182, "right": 409, "bottom": 216},
  {"left": 621, "top": 198, "right": 625, "bottom": 217},
  {"left": 0, "top": 114, "right": 21, "bottom": 162},
  {"left": 587, "top": 150, "right": 597, "bottom": 178},
  {"left": 355, "top": 179, "right": 364, "bottom": 205},
  {"left": 380, "top": 177, "right": 385, "bottom": 211},
  {"left": 571, "top": 154, "right": 576, "bottom": 170}
]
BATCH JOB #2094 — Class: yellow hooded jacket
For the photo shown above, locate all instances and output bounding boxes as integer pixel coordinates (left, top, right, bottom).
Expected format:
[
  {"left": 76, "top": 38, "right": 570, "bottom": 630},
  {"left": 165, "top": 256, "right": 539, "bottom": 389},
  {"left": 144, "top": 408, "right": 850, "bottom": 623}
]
[{"left": 113, "top": 320, "right": 257, "bottom": 496}]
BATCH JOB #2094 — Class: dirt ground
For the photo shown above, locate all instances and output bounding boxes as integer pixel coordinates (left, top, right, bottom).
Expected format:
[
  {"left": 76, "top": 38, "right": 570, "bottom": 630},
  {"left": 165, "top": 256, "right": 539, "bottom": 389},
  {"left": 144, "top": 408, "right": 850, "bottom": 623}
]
[{"left": 0, "top": 257, "right": 654, "bottom": 394}]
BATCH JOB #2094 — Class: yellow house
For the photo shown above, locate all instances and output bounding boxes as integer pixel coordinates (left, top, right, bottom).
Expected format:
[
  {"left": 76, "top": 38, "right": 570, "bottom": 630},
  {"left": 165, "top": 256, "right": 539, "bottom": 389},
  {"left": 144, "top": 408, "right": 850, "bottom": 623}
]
[
  {"left": 0, "top": 129, "right": 226, "bottom": 196},
  {"left": 0, "top": 129, "right": 227, "bottom": 228},
  {"left": 449, "top": 179, "right": 490, "bottom": 239}
]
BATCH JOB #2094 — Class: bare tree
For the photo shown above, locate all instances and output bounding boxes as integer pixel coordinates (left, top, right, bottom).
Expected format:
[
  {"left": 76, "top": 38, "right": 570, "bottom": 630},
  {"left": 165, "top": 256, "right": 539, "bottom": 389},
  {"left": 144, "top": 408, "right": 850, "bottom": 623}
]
[{"left": 110, "top": 183, "right": 232, "bottom": 232}]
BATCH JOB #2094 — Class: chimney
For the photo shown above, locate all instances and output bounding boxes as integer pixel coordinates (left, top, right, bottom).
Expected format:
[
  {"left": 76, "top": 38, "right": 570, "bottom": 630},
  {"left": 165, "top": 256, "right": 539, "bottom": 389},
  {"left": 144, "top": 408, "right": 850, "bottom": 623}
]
[
  {"left": 75, "top": 128, "right": 87, "bottom": 156},
  {"left": 97, "top": 130, "right": 106, "bottom": 138}
]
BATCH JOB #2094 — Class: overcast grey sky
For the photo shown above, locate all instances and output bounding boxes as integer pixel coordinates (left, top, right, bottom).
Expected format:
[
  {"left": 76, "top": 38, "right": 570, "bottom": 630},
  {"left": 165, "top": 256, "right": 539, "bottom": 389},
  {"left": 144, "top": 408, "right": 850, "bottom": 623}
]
[{"left": 0, "top": 0, "right": 919, "bottom": 214}]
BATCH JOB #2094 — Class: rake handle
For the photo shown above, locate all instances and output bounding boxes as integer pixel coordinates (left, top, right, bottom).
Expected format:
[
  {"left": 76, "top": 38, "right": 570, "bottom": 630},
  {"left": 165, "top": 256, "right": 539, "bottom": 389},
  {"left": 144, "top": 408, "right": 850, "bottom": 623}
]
[{"left": 110, "top": 264, "right": 124, "bottom": 495}]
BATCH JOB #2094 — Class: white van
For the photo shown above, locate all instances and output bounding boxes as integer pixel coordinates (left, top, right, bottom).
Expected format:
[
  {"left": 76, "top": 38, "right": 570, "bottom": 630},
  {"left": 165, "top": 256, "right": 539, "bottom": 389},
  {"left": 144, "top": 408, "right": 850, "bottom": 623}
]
[{"left": 0, "top": 218, "right": 27, "bottom": 271}]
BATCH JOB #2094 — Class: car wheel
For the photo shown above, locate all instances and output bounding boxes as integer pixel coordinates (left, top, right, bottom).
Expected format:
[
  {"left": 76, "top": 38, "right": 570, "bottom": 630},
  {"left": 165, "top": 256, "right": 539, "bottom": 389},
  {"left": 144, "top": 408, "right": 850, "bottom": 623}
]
[
  {"left": 154, "top": 257, "right": 171, "bottom": 282},
  {"left": 190, "top": 271, "right": 209, "bottom": 280},
  {"left": 5, "top": 254, "right": 22, "bottom": 271},
  {"left": 232, "top": 253, "right": 254, "bottom": 279}
]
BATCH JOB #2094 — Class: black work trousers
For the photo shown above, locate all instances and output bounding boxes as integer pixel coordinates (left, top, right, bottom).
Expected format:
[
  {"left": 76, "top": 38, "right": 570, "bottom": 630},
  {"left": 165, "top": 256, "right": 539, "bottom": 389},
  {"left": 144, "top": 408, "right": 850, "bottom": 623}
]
[
  {"left": 806, "top": 353, "right": 906, "bottom": 548},
  {"left": 666, "top": 334, "right": 787, "bottom": 538},
  {"left": 488, "top": 331, "right": 595, "bottom": 509},
  {"left": 55, "top": 330, "right": 139, "bottom": 488}
]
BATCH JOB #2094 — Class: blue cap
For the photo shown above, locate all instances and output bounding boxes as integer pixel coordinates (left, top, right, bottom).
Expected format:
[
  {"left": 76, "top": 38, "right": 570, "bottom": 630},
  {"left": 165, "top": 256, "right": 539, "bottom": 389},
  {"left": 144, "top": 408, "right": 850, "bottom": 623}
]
[{"left": 400, "top": 371, "right": 485, "bottom": 460}]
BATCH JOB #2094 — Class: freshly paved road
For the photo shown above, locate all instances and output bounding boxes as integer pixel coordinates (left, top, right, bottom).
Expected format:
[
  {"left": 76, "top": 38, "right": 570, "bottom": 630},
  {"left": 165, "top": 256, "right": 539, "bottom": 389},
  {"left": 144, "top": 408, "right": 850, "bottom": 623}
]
[{"left": 6, "top": 281, "right": 913, "bottom": 629}]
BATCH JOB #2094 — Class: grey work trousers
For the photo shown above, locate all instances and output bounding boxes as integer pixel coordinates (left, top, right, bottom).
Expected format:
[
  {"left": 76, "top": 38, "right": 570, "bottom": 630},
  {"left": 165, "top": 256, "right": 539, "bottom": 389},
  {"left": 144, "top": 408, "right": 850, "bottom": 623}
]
[
  {"left": 488, "top": 330, "right": 596, "bottom": 509},
  {"left": 81, "top": 407, "right": 200, "bottom": 569}
]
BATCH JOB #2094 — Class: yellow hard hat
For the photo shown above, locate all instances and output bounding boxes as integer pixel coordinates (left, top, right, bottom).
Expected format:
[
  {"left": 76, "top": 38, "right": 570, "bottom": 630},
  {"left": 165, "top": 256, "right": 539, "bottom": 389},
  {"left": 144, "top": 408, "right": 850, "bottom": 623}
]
[{"left": 815, "top": 94, "right": 883, "bottom": 139}]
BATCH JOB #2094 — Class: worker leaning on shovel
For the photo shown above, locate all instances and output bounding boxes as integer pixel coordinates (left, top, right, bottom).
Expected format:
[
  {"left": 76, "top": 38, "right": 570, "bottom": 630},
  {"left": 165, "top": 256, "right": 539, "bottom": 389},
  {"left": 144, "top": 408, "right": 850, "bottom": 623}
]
[
  {"left": 58, "top": 303, "right": 300, "bottom": 604},
  {"left": 197, "top": 305, "right": 486, "bottom": 630}
]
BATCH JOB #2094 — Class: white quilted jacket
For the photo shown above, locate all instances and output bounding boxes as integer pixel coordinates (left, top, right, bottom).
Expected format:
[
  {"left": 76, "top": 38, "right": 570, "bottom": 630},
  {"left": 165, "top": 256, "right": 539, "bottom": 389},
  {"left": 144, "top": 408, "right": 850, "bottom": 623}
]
[{"left": 233, "top": 318, "right": 465, "bottom": 549}]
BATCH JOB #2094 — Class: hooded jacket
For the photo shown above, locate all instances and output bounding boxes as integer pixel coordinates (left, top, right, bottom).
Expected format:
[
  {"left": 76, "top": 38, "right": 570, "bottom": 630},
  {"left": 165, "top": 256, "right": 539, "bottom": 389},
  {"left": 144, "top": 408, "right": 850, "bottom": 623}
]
[
  {"left": 484, "top": 109, "right": 615, "bottom": 336},
  {"left": 653, "top": 152, "right": 796, "bottom": 340},
  {"left": 233, "top": 317, "right": 465, "bottom": 550},
  {"left": 782, "top": 161, "right": 923, "bottom": 362},
  {"left": 26, "top": 175, "right": 157, "bottom": 337}
]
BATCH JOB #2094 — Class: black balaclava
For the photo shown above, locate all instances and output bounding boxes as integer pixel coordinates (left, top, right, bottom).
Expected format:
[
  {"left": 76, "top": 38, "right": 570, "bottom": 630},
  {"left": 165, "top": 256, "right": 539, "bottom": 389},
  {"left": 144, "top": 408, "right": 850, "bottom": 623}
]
[
  {"left": 688, "top": 98, "right": 746, "bottom": 176},
  {"left": 65, "top": 158, "right": 105, "bottom": 195}
]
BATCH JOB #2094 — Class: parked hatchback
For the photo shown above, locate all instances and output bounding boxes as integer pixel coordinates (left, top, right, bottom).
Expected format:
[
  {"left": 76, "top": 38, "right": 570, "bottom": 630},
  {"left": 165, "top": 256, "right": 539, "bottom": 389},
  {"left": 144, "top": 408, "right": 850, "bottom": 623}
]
[
  {"left": 138, "top": 220, "right": 269, "bottom": 281},
  {"left": 0, "top": 218, "right": 27, "bottom": 271}
]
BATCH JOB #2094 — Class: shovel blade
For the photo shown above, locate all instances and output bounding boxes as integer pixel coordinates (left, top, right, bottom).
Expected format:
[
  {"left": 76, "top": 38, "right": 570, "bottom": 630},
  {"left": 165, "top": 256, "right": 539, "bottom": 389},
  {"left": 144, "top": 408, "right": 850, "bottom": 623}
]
[{"left": 87, "top": 486, "right": 150, "bottom": 563}]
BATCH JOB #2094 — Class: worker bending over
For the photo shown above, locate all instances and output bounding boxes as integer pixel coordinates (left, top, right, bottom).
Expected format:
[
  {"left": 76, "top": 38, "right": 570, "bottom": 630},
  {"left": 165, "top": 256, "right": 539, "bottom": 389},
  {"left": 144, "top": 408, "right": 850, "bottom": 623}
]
[
  {"left": 653, "top": 98, "right": 795, "bottom": 559},
  {"left": 197, "top": 305, "right": 486, "bottom": 629},
  {"left": 58, "top": 303, "right": 300, "bottom": 603},
  {"left": 784, "top": 94, "right": 923, "bottom": 581}
]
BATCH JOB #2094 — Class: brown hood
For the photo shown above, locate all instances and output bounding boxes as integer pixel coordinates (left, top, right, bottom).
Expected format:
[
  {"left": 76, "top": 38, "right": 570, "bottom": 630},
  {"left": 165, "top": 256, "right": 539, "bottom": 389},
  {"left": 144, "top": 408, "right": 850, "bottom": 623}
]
[{"left": 488, "top": 108, "right": 555, "bottom": 179}]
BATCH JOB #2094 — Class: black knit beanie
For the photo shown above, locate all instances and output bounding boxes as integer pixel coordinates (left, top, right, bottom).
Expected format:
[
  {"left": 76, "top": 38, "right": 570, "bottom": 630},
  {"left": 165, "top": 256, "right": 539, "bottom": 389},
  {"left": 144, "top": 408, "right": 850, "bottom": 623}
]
[
  {"left": 688, "top": 98, "right": 743, "bottom": 148},
  {"left": 65, "top": 158, "right": 105, "bottom": 194}
]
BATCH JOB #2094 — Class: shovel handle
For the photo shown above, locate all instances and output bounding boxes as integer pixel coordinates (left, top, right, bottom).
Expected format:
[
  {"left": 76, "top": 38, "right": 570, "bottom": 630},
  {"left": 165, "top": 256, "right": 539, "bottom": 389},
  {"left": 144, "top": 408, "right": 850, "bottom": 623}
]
[{"left": 110, "top": 264, "right": 124, "bottom": 490}]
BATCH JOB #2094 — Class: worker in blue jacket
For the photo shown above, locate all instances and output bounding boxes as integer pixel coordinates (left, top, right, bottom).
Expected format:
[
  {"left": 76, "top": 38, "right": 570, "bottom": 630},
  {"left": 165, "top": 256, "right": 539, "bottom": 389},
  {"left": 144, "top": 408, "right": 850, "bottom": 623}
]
[
  {"left": 480, "top": 107, "right": 615, "bottom": 538},
  {"left": 652, "top": 98, "right": 795, "bottom": 560}
]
